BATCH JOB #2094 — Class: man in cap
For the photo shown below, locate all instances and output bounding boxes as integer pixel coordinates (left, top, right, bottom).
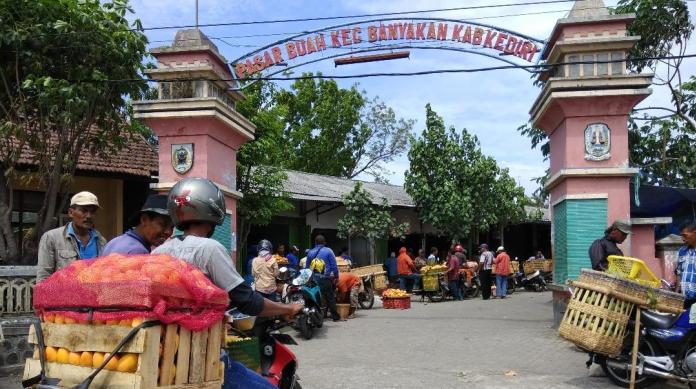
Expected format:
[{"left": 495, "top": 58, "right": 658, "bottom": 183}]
[
  {"left": 493, "top": 246, "right": 511, "bottom": 299},
  {"left": 37, "top": 191, "right": 106, "bottom": 281},
  {"left": 102, "top": 194, "right": 173, "bottom": 255},
  {"left": 478, "top": 243, "right": 495, "bottom": 300},
  {"left": 588, "top": 220, "right": 630, "bottom": 271}
]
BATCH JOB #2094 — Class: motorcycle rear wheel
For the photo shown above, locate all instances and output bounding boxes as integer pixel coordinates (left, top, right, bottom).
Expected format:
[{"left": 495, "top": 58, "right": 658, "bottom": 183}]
[
  {"left": 359, "top": 287, "right": 375, "bottom": 309},
  {"left": 465, "top": 283, "right": 481, "bottom": 299},
  {"left": 297, "top": 315, "right": 313, "bottom": 340},
  {"left": 599, "top": 338, "right": 657, "bottom": 388},
  {"left": 428, "top": 288, "right": 445, "bottom": 303}
]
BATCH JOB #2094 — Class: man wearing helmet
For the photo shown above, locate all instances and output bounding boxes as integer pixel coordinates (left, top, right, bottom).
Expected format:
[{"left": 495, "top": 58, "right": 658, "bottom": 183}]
[
  {"left": 153, "top": 177, "right": 302, "bottom": 318},
  {"left": 252, "top": 239, "right": 280, "bottom": 301}
]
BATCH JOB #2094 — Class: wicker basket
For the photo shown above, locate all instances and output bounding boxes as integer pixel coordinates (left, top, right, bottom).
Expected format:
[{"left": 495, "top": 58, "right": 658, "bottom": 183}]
[
  {"left": 577, "top": 269, "right": 684, "bottom": 314},
  {"left": 336, "top": 303, "right": 351, "bottom": 319},
  {"left": 373, "top": 272, "right": 388, "bottom": 291},
  {"left": 352, "top": 264, "right": 384, "bottom": 277},
  {"left": 542, "top": 259, "right": 553, "bottom": 273},
  {"left": 382, "top": 296, "right": 411, "bottom": 309},
  {"left": 559, "top": 281, "right": 633, "bottom": 357},
  {"left": 525, "top": 260, "right": 545, "bottom": 273},
  {"left": 510, "top": 261, "right": 520, "bottom": 274}
]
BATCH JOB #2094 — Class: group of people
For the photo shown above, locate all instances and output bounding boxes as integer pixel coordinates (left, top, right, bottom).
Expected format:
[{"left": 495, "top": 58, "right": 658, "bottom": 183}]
[
  {"left": 34, "top": 178, "right": 302, "bottom": 388},
  {"left": 382, "top": 243, "right": 517, "bottom": 300}
]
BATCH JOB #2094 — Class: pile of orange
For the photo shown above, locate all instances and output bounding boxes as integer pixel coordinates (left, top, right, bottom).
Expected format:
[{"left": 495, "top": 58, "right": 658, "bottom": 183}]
[
  {"left": 43, "top": 314, "right": 145, "bottom": 327},
  {"left": 72, "top": 254, "right": 206, "bottom": 286},
  {"left": 43, "top": 346, "right": 138, "bottom": 373}
]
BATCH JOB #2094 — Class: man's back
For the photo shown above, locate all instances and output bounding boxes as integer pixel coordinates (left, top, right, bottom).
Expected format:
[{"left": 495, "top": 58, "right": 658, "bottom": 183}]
[
  {"left": 306, "top": 245, "right": 338, "bottom": 277},
  {"left": 153, "top": 235, "right": 243, "bottom": 292}
]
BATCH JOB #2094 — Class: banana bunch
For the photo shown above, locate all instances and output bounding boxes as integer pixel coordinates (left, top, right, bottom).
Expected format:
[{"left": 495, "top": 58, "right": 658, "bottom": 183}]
[
  {"left": 420, "top": 265, "right": 447, "bottom": 274},
  {"left": 226, "top": 335, "right": 251, "bottom": 344},
  {"left": 382, "top": 288, "right": 409, "bottom": 298}
]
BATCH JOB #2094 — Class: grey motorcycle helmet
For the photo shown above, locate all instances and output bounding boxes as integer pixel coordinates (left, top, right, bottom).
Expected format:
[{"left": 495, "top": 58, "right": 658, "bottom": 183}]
[{"left": 167, "top": 177, "right": 226, "bottom": 229}]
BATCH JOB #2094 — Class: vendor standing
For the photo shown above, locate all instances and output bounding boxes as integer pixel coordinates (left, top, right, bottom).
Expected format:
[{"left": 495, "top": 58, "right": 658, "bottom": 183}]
[
  {"left": 676, "top": 222, "right": 696, "bottom": 308},
  {"left": 397, "top": 247, "right": 419, "bottom": 292},
  {"left": 102, "top": 194, "right": 172, "bottom": 255},
  {"left": 337, "top": 272, "right": 362, "bottom": 319},
  {"left": 588, "top": 220, "right": 630, "bottom": 271}
]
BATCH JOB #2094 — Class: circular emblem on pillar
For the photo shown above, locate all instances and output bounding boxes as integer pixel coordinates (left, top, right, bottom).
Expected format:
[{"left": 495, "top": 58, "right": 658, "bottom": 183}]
[
  {"left": 584, "top": 123, "right": 611, "bottom": 161},
  {"left": 171, "top": 143, "right": 194, "bottom": 174}
]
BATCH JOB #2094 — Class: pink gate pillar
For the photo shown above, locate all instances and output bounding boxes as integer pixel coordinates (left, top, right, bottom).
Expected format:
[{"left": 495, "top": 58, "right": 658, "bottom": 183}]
[
  {"left": 529, "top": 1, "right": 653, "bottom": 326},
  {"left": 133, "top": 29, "right": 256, "bottom": 263}
]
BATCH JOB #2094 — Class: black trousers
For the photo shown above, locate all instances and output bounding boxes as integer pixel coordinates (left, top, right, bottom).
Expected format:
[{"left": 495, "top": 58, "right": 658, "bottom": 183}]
[
  {"left": 317, "top": 276, "right": 340, "bottom": 320},
  {"left": 480, "top": 269, "right": 493, "bottom": 300}
]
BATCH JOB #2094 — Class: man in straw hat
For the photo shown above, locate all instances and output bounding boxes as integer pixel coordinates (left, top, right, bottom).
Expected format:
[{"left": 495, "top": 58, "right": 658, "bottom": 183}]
[
  {"left": 37, "top": 191, "right": 106, "bottom": 281},
  {"left": 588, "top": 219, "right": 630, "bottom": 272}
]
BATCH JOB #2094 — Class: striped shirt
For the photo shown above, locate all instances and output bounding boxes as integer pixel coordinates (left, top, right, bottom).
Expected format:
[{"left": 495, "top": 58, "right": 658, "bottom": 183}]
[{"left": 677, "top": 246, "right": 696, "bottom": 299}]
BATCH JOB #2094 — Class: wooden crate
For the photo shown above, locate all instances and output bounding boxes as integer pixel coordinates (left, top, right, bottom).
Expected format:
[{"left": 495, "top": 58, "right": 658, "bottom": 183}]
[{"left": 24, "top": 319, "right": 224, "bottom": 389}]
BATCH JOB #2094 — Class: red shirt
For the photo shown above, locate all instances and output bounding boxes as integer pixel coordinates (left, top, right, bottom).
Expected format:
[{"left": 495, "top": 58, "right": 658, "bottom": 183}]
[
  {"left": 494, "top": 252, "right": 511, "bottom": 275},
  {"left": 337, "top": 273, "right": 361, "bottom": 293},
  {"left": 397, "top": 253, "right": 415, "bottom": 275},
  {"left": 447, "top": 255, "right": 460, "bottom": 281}
]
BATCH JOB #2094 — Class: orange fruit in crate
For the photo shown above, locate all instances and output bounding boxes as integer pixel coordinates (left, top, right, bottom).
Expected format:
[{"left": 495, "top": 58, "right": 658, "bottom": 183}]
[
  {"left": 56, "top": 348, "right": 69, "bottom": 364},
  {"left": 79, "top": 351, "right": 93, "bottom": 367},
  {"left": 119, "top": 319, "right": 132, "bottom": 327},
  {"left": 106, "top": 319, "right": 120, "bottom": 325},
  {"left": 92, "top": 352, "right": 105, "bottom": 368},
  {"left": 131, "top": 317, "right": 145, "bottom": 327},
  {"left": 104, "top": 354, "right": 120, "bottom": 370},
  {"left": 92, "top": 320, "right": 105, "bottom": 326},
  {"left": 64, "top": 316, "right": 77, "bottom": 324},
  {"left": 45, "top": 347, "right": 57, "bottom": 363},
  {"left": 43, "top": 314, "right": 54, "bottom": 323},
  {"left": 54, "top": 315, "right": 65, "bottom": 324},
  {"left": 117, "top": 353, "right": 138, "bottom": 373},
  {"left": 68, "top": 351, "right": 81, "bottom": 365}
]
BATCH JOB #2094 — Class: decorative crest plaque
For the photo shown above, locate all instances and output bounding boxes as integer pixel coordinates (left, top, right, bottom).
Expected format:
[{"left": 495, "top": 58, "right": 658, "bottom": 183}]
[
  {"left": 584, "top": 123, "right": 611, "bottom": 161},
  {"left": 171, "top": 143, "right": 194, "bottom": 174}
]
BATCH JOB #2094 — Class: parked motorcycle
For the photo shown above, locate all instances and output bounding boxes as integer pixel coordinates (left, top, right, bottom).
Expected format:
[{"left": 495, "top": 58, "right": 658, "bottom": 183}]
[
  {"left": 280, "top": 268, "right": 324, "bottom": 340},
  {"left": 228, "top": 311, "right": 303, "bottom": 389},
  {"left": 459, "top": 269, "right": 481, "bottom": 299},
  {"left": 588, "top": 309, "right": 696, "bottom": 388},
  {"left": 418, "top": 272, "right": 450, "bottom": 303},
  {"left": 513, "top": 270, "right": 548, "bottom": 292},
  {"left": 358, "top": 275, "right": 375, "bottom": 309}
]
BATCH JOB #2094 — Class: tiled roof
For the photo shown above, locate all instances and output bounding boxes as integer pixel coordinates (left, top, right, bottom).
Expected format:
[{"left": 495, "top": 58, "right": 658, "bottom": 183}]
[
  {"left": 17, "top": 132, "right": 158, "bottom": 178},
  {"left": 283, "top": 169, "right": 414, "bottom": 207}
]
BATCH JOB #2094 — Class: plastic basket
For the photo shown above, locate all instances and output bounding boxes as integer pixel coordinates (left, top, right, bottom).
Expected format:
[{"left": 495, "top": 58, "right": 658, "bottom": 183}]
[
  {"left": 226, "top": 337, "right": 260, "bottom": 372},
  {"left": 607, "top": 255, "right": 660, "bottom": 288},
  {"left": 382, "top": 296, "right": 411, "bottom": 309},
  {"left": 422, "top": 274, "right": 439, "bottom": 291}
]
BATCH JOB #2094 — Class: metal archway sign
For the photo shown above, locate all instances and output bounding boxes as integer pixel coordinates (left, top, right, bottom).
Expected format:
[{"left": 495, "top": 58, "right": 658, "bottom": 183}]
[{"left": 230, "top": 17, "right": 547, "bottom": 81}]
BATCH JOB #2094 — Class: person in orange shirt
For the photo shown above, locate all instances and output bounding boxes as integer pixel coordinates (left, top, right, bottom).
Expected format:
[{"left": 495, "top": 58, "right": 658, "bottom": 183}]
[
  {"left": 493, "top": 246, "right": 511, "bottom": 299},
  {"left": 397, "top": 247, "right": 420, "bottom": 292},
  {"left": 337, "top": 272, "right": 362, "bottom": 319}
]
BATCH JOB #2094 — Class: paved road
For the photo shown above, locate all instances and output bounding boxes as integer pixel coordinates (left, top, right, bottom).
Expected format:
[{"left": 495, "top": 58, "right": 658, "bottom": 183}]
[
  {"left": 0, "top": 292, "right": 685, "bottom": 388},
  {"left": 289, "top": 291, "right": 685, "bottom": 389}
]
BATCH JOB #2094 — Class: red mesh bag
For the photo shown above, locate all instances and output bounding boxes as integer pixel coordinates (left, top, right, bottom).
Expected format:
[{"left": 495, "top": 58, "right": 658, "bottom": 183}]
[{"left": 34, "top": 254, "right": 229, "bottom": 331}]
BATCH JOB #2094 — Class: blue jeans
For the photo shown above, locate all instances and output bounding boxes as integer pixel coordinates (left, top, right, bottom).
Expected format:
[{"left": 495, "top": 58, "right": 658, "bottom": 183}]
[
  {"left": 222, "top": 352, "right": 276, "bottom": 389},
  {"left": 398, "top": 274, "right": 420, "bottom": 292},
  {"left": 449, "top": 280, "right": 462, "bottom": 300},
  {"left": 495, "top": 275, "right": 508, "bottom": 297}
]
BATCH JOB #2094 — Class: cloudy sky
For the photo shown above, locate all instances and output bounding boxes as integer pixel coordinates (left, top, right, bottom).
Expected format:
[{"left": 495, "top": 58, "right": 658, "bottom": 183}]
[{"left": 129, "top": 0, "right": 696, "bottom": 194}]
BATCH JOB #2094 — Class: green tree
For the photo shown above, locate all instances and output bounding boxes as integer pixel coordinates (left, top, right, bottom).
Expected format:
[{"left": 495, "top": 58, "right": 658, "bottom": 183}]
[
  {"left": 0, "top": 0, "right": 149, "bottom": 264},
  {"left": 336, "top": 182, "right": 408, "bottom": 264},
  {"left": 274, "top": 74, "right": 413, "bottom": 181},
  {"left": 235, "top": 80, "right": 292, "bottom": 253}
]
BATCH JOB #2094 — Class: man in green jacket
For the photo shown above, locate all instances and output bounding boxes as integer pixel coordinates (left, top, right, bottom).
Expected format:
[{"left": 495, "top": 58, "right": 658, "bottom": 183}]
[{"left": 36, "top": 191, "right": 106, "bottom": 281}]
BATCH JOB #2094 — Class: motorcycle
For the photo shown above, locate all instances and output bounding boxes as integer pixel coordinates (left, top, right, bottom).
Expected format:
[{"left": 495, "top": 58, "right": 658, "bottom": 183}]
[
  {"left": 358, "top": 275, "right": 375, "bottom": 309},
  {"left": 228, "top": 311, "right": 303, "bottom": 389},
  {"left": 513, "top": 269, "right": 548, "bottom": 292},
  {"left": 588, "top": 309, "right": 696, "bottom": 388},
  {"left": 281, "top": 268, "right": 324, "bottom": 340},
  {"left": 417, "top": 272, "right": 450, "bottom": 303},
  {"left": 459, "top": 268, "right": 481, "bottom": 299}
]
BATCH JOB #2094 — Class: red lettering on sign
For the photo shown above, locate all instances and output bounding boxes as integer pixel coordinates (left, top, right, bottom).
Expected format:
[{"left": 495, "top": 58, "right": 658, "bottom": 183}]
[
  {"left": 399, "top": 23, "right": 408, "bottom": 39},
  {"left": 234, "top": 63, "right": 247, "bottom": 79},
  {"left": 330, "top": 31, "right": 341, "bottom": 47},
  {"left": 367, "top": 26, "right": 378, "bottom": 42},
  {"left": 463, "top": 26, "right": 472, "bottom": 44},
  {"left": 526, "top": 44, "right": 538, "bottom": 61},
  {"left": 406, "top": 23, "right": 415, "bottom": 40},
  {"left": 473, "top": 28, "right": 484, "bottom": 45},
  {"left": 388, "top": 23, "right": 399, "bottom": 40},
  {"left": 253, "top": 55, "right": 264, "bottom": 72},
  {"left": 285, "top": 42, "right": 298, "bottom": 59},
  {"left": 518, "top": 42, "right": 532, "bottom": 61},
  {"left": 272, "top": 46, "right": 284, "bottom": 63},
  {"left": 514, "top": 40, "right": 524, "bottom": 57},
  {"left": 296, "top": 40, "right": 307, "bottom": 56},
  {"left": 245, "top": 59, "right": 254, "bottom": 74},
  {"left": 504, "top": 36, "right": 517, "bottom": 54},
  {"left": 437, "top": 23, "right": 448, "bottom": 40},
  {"left": 315, "top": 34, "right": 327, "bottom": 51},
  {"left": 451, "top": 24, "right": 463, "bottom": 41},
  {"left": 306, "top": 37, "right": 317, "bottom": 54},
  {"left": 416, "top": 23, "right": 426, "bottom": 39},
  {"left": 494, "top": 33, "right": 507, "bottom": 51},
  {"left": 483, "top": 30, "right": 496, "bottom": 48},
  {"left": 353, "top": 27, "right": 362, "bottom": 44},
  {"left": 379, "top": 24, "right": 387, "bottom": 41},
  {"left": 341, "top": 29, "right": 351, "bottom": 46},
  {"left": 263, "top": 51, "right": 274, "bottom": 67},
  {"left": 427, "top": 23, "right": 436, "bottom": 40}
]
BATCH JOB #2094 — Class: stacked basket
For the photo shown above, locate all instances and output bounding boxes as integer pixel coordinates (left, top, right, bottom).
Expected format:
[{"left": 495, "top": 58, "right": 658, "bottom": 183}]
[{"left": 559, "top": 258, "right": 684, "bottom": 357}]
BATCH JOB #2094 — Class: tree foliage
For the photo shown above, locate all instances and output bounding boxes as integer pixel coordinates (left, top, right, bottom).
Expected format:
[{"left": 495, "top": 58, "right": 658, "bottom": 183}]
[
  {"left": 235, "top": 80, "right": 292, "bottom": 252},
  {"left": 0, "top": 0, "right": 149, "bottom": 264},
  {"left": 336, "top": 182, "right": 409, "bottom": 262},
  {"left": 405, "top": 105, "right": 527, "bottom": 242}
]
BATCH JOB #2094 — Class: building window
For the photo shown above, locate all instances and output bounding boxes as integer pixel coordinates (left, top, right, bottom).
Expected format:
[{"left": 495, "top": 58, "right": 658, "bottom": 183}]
[
  {"left": 611, "top": 52, "right": 625, "bottom": 75},
  {"left": 567, "top": 55, "right": 581, "bottom": 77},
  {"left": 596, "top": 53, "right": 609, "bottom": 75},
  {"left": 565, "top": 51, "right": 625, "bottom": 78},
  {"left": 11, "top": 190, "right": 45, "bottom": 257}
]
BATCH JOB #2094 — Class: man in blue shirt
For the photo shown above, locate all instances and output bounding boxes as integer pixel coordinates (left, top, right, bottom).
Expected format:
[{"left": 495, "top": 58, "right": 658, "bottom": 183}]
[
  {"left": 287, "top": 245, "right": 300, "bottom": 271},
  {"left": 676, "top": 222, "right": 696, "bottom": 308},
  {"left": 305, "top": 235, "right": 342, "bottom": 321},
  {"left": 102, "top": 194, "right": 173, "bottom": 255},
  {"left": 37, "top": 191, "right": 106, "bottom": 281},
  {"left": 384, "top": 251, "right": 398, "bottom": 283}
]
